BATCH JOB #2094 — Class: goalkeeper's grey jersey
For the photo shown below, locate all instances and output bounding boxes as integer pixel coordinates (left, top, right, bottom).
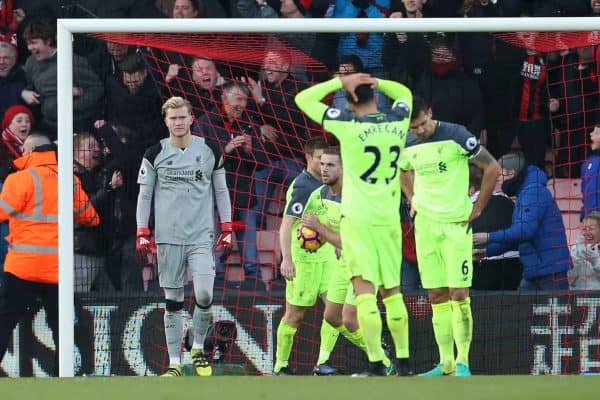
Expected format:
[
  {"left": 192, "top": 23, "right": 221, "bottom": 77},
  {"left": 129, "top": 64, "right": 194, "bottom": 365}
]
[{"left": 137, "top": 136, "right": 222, "bottom": 245}]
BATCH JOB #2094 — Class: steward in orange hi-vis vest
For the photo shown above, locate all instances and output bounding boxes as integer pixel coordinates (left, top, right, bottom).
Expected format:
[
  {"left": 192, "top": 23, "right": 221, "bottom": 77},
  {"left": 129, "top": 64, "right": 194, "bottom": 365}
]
[{"left": 0, "top": 145, "right": 99, "bottom": 284}]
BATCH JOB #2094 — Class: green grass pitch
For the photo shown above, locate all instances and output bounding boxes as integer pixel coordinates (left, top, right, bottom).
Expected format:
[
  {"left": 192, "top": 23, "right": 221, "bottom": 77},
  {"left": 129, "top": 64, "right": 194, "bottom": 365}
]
[{"left": 0, "top": 376, "right": 597, "bottom": 400}]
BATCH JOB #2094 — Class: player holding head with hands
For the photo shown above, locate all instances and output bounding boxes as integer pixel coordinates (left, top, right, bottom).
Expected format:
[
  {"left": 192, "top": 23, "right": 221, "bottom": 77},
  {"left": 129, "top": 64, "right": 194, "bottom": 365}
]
[
  {"left": 136, "top": 96, "right": 233, "bottom": 377},
  {"left": 295, "top": 72, "right": 414, "bottom": 376}
]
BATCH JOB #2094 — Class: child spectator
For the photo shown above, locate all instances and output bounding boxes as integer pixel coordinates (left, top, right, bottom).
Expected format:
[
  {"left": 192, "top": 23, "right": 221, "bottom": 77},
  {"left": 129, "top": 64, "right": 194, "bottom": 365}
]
[{"left": 569, "top": 211, "right": 600, "bottom": 291}]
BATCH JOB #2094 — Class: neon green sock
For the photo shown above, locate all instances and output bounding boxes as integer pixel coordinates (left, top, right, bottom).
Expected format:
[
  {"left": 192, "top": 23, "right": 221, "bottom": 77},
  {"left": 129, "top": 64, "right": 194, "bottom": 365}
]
[
  {"left": 317, "top": 320, "right": 340, "bottom": 365},
  {"left": 451, "top": 297, "right": 473, "bottom": 366},
  {"left": 383, "top": 293, "right": 410, "bottom": 359},
  {"left": 338, "top": 326, "right": 389, "bottom": 366},
  {"left": 431, "top": 301, "right": 455, "bottom": 370},
  {"left": 274, "top": 321, "right": 297, "bottom": 372},
  {"left": 337, "top": 325, "right": 367, "bottom": 353},
  {"left": 355, "top": 293, "right": 385, "bottom": 362}
]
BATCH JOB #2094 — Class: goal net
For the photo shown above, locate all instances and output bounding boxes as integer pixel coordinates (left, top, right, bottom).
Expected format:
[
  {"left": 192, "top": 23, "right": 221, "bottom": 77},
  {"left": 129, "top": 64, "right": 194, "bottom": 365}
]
[{"left": 2, "top": 18, "right": 600, "bottom": 378}]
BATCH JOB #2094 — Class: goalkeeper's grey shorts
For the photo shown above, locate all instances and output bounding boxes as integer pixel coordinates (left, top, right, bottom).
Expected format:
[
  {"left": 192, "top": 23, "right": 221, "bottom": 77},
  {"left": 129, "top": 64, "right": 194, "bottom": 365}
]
[{"left": 157, "top": 243, "right": 215, "bottom": 288}]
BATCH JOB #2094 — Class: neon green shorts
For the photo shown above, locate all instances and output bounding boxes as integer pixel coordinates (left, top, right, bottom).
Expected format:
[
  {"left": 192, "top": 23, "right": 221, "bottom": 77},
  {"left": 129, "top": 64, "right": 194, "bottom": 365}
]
[
  {"left": 341, "top": 217, "right": 402, "bottom": 290},
  {"left": 326, "top": 256, "right": 355, "bottom": 305},
  {"left": 414, "top": 214, "right": 473, "bottom": 289},
  {"left": 286, "top": 259, "right": 332, "bottom": 307}
]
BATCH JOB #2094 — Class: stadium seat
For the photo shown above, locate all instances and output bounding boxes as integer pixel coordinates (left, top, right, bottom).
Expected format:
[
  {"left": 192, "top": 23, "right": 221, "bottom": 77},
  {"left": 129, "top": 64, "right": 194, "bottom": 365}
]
[
  {"left": 218, "top": 230, "right": 281, "bottom": 285},
  {"left": 257, "top": 230, "right": 281, "bottom": 283}
]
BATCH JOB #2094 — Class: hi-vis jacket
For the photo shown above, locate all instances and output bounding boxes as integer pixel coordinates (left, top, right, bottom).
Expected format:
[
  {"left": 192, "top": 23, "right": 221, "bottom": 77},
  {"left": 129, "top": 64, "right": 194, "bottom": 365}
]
[{"left": 0, "top": 148, "right": 99, "bottom": 284}]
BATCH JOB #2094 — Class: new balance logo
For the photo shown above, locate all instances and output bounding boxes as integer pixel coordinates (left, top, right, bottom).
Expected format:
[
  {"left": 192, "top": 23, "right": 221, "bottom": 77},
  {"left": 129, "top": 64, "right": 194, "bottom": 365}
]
[{"left": 438, "top": 161, "right": 447, "bottom": 173}]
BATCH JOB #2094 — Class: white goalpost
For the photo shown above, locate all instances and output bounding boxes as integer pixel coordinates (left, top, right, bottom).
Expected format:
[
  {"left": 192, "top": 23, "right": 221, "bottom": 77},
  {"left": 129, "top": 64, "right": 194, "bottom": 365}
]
[{"left": 56, "top": 16, "right": 600, "bottom": 378}]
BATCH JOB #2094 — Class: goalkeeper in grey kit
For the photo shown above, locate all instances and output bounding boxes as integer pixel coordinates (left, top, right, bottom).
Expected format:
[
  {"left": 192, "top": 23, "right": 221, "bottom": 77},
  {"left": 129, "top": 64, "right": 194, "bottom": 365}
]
[{"left": 135, "top": 96, "right": 233, "bottom": 377}]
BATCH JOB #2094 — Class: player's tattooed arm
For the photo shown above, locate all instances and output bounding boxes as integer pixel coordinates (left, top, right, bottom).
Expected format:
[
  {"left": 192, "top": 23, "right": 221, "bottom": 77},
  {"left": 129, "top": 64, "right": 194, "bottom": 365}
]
[
  {"left": 468, "top": 146, "right": 500, "bottom": 223},
  {"left": 470, "top": 145, "right": 496, "bottom": 169}
]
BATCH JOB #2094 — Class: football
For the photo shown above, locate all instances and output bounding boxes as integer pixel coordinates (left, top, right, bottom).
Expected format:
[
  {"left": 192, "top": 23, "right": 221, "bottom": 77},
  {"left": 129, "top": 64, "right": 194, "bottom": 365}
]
[{"left": 297, "top": 226, "right": 326, "bottom": 252}]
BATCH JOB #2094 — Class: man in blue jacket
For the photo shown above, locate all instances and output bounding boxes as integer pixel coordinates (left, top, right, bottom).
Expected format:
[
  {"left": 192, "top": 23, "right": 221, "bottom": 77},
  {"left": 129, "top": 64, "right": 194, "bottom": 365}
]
[{"left": 473, "top": 152, "right": 572, "bottom": 291}]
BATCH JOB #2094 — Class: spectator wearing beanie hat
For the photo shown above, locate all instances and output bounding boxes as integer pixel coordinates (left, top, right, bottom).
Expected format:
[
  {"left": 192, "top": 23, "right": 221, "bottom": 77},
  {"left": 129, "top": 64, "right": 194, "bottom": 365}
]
[
  {"left": 473, "top": 152, "right": 573, "bottom": 291},
  {"left": 0, "top": 104, "right": 34, "bottom": 165}
]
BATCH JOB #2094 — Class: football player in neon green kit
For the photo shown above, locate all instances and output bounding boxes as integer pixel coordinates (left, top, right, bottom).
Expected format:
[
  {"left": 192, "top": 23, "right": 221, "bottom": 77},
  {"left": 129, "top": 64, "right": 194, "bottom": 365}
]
[
  {"left": 296, "top": 73, "right": 413, "bottom": 376},
  {"left": 399, "top": 96, "right": 500, "bottom": 377},
  {"left": 302, "top": 146, "right": 390, "bottom": 375},
  {"left": 274, "top": 136, "right": 335, "bottom": 375}
]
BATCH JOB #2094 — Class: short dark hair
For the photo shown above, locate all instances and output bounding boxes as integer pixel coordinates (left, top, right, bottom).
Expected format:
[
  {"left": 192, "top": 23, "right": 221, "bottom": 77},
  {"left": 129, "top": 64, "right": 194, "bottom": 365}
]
[
  {"left": 323, "top": 146, "right": 341, "bottom": 164},
  {"left": 23, "top": 19, "right": 56, "bottom": 47},
  {"left": 304, "top": 136, "right": 328, "bottom": 155},
  {"left": 411, "top": 96, "right": 430, "bottom": 120},
  {"left": 119, "top": 52, "right": 146, "bottom": 74},
  {"left": 323, "top": 146, "right": 340, "bottom": 157},
  {"left": 345, "top": 84, "right": 374, "bottom": 106}
]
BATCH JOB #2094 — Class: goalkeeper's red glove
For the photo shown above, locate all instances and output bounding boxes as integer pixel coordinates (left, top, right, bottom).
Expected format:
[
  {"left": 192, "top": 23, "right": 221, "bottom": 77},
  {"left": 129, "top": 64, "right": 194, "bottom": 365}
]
[
  {"left": 136, "top": 227, "right": 156, "bottom": 267},
  {"left": 215, "top": 222, "right": 233, "bottom": 262}
]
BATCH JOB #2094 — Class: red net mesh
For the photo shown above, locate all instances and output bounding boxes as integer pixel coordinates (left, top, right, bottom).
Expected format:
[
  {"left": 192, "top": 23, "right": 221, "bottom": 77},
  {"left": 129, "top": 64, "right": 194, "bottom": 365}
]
[
  {"left": 495, "top": 32, "right": 600, "bottom": 53},
  {"left": 92, "top": 32, "right": 334, "bottom": 376},
  {"left": 87, "top": 31, "right": 597, "bottom": 377},
  {"left": 495, "top": 31, "right": 600, "bottom": 375}
]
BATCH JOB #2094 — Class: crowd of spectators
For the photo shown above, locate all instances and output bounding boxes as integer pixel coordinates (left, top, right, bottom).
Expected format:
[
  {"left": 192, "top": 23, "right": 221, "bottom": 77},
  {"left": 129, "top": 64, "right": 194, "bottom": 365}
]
[{"left": 1, "top": 0, "right": 600, "bottom": 292}]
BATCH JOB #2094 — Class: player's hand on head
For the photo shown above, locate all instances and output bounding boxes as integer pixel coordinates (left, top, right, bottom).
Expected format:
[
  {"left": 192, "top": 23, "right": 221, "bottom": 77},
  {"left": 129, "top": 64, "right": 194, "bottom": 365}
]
[
  {"left": 280, "top": 258, "right": 296, "bottom": 280},
  {"left": 340, "top": 73, "right": 377, "bottom": 102}
]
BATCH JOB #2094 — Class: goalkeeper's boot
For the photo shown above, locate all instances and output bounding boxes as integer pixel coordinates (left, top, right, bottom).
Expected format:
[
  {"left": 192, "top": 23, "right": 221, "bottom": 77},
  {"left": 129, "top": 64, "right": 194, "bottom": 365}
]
[
  {"left": 313, "top": 363, "right": 338, "bottom": 376},
  {"left": 455, "top": 363, "right": 472, "bottom": 377},
  {"left": 161, "top": 365, "right": 182, "bottom": 377},
  {"left": 274, "top": 366, "right": 296, "bottom": 376},
  {"left": 395, "top": 358, "right": 415, "bottom": 377},
  {"left": 418, "top": 363, "right": 455, "bottom": 377},
  {"left": 190, "top": 349, "right": 212, "bottom": 377},
  {"left": 351, "top": 361, "right": 393, "bottom": 377}
]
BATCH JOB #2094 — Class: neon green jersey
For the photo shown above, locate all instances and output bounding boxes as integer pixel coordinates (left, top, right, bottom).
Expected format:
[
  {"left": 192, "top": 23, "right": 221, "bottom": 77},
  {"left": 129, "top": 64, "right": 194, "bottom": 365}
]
[
  {"left": 284, "top": 171, "right": 336, "bottom": 263},
  {"left": 309, "top": 184, "right": 342, "bottom": 234},
  {"left": 295, "top": 77, "right": 412, "bottom": 225},
  {"left": 399, "top": 121, "right": 480, "bottom": 222}
]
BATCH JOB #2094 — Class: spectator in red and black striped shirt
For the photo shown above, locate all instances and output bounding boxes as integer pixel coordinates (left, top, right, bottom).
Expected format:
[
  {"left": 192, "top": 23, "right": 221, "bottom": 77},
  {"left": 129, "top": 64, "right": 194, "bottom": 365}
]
[{"left": 493, "top": 40, "right": 557, "bottom": 170}]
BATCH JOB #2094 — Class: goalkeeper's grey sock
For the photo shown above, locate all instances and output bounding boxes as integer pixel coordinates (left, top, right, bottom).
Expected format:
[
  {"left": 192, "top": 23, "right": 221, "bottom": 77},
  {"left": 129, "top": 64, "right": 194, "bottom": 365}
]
[
  {"left": 164, "top": 310, "right": 183, "bottom": 365},
  {"left": 192, "top": 306, "right": 211, "bottom": 349}
]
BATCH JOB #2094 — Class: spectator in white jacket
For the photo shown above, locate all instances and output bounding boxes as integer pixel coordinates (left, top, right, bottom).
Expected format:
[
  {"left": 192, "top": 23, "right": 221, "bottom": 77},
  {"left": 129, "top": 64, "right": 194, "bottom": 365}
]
[{"left": 569, "top": 211, "right": 600, "bottom": 291}]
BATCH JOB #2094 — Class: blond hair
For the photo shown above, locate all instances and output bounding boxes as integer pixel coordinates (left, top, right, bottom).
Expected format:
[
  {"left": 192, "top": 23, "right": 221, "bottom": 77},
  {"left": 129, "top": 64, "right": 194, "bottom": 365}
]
[
  {"left": 584, "top": 211, "right": 600, "bottom": 224},
  {"left": 161, "top": 96, "right": 192, "bottom": 117}
]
